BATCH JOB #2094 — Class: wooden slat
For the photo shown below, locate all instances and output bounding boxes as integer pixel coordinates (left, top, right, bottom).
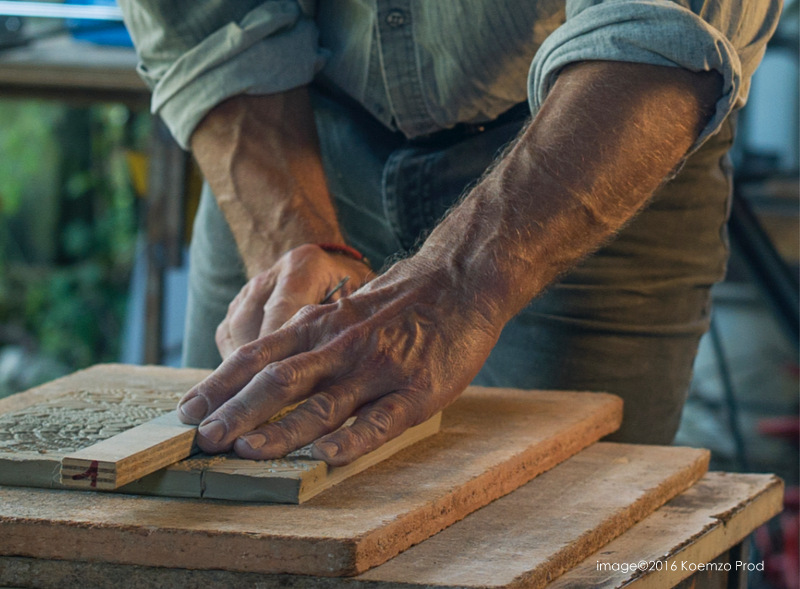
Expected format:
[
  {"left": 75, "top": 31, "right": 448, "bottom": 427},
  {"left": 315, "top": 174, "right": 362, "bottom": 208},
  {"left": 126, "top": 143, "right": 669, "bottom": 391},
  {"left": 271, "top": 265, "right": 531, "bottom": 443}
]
[
  {"left": 0, "top": 36, "right": 143, "bottom": 92},
  {"left": 356, "top": 442, "right": 711, "bottom": 588},
  {"left": 551, "top": 471, "right": 784, "bottom": 588},
  {"left": 124, "top": 412, "right": 443, "bottom": 503},
  {"left": 60, "top": 411, "right": 196, "bottom": 490}
]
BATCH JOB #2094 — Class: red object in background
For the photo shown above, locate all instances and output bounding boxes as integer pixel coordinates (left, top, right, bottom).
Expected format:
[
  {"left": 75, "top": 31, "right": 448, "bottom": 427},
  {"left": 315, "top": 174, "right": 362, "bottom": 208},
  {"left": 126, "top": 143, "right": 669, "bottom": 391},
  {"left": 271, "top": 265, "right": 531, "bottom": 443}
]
[{"left": 755, "top": 415, "right": 799, "bottom": 589}]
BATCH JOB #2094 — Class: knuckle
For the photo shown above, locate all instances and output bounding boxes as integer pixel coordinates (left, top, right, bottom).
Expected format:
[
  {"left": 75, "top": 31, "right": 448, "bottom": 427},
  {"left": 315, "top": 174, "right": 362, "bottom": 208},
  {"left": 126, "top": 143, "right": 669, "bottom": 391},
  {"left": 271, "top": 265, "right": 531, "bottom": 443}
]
[
  {"left": 219, "top": 397, "right": 258, "bottom": 429},
  {"left": 252, "top": 272, "right": 272, "bottom": 290},
  {"left": 266, "top": 418, "right": 305, "bottom": 450},
  {"left": 194, "top": 374, "right": 229, "bottom": 406},
  {"left": 232, "top": 341, "right": 270, "bottom": 368},
  {"left": 258, "top": 361, "right": 300, "bottom": 390},
  {"left": 362, "top": 407, "right": 395, "bottom": 437},
  {"left": 282, "top": 306, "right": 324, "bottom": 339},
  {"left": 257, "top": 432, "right": 293, "bottom": 456},
  {"left": 367, "top": 394, "right": 422, "bottom": 431},
  {"left": 286, "top": 243, "right": 319, "bottom": 264},
  {"left": 300, "top": 393, "right": 340, "bottom": 426},
  {"left": 215, "top": 323, "right": 228, "bottom": 346},
  {"left": 369, "top": 342, "right": 395, "bottom": 371},
  {"left": 294, "top": 304, "right": 322, "bottom": 322},
  {"left": 265, "top": 298, "right": 297, "bottom": 316}
]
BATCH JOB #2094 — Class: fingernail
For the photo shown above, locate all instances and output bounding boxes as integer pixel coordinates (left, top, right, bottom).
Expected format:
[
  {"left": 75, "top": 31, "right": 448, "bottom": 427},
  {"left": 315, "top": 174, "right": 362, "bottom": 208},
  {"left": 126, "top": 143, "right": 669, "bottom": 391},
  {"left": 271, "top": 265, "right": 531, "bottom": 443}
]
[
  {"left": 315, "top": 441, "right": 339, "bottom": 458},
  {"left": 178, "top": 396, "right": 207, "bottom": 421},
  {"left": 240, "top": 433, "right": 267, "bottom": 450},
  {"left": 197, "top": 420, "right": 226, "bottom": 444}
]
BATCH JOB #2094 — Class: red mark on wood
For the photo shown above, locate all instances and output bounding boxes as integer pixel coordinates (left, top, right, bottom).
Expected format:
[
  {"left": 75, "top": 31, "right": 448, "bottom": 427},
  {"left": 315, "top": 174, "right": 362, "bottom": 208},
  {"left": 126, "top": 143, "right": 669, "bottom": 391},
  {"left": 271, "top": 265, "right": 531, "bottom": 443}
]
[{"left": 71, "top": 460, "right": 99, "bottom": 488}]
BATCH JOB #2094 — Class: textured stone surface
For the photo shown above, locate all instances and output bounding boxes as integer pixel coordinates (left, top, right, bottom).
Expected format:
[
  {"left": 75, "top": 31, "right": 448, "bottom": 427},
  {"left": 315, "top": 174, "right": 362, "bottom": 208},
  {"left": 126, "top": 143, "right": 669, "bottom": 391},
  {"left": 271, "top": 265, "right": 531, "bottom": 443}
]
[{"left": 0, "top": 365, "right": 205, "bottom": 489}]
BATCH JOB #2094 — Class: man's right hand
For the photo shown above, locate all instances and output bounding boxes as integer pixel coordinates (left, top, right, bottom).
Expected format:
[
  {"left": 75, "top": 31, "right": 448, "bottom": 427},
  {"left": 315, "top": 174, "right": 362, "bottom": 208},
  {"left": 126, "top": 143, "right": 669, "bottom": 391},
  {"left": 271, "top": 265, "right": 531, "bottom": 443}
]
[
  {"left": 216, "top": 244, "right": 374, "bottom": 358},
  {"left": 190, "top": 88, "right": 363, "bottom": 356}
]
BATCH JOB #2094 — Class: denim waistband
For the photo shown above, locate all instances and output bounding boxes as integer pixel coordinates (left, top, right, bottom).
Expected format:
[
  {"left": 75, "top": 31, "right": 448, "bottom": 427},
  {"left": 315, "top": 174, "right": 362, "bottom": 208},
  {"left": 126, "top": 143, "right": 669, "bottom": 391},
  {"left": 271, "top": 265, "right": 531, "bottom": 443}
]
[{"left": 407, "top": 102, "right": 531, "bottom": 148}]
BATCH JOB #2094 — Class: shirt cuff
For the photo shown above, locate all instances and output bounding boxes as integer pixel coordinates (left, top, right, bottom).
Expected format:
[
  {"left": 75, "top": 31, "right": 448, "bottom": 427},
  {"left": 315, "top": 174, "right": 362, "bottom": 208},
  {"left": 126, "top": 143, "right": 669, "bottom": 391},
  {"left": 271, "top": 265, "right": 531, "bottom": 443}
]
[
  {"left": 528, "top": 0, "right": 742, "bottom": 155},
  {"left": 147, "top": 6, "right": 325, "bottom": 149}
]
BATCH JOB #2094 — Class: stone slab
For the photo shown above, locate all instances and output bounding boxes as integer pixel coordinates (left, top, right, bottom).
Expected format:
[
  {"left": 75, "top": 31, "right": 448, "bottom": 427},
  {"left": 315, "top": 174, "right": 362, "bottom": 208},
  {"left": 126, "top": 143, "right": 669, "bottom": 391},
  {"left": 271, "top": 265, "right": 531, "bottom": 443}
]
[{"left": 0, "top": 365, "right": 441, "bottom": 503}]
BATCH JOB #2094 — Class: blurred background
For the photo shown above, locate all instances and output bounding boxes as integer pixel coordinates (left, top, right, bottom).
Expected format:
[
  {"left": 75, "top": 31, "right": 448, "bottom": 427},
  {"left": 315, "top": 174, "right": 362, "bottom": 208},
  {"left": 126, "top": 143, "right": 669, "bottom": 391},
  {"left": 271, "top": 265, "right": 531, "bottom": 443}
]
[{"left": 0, "top": 1, "right": 796, "bottom": 587}]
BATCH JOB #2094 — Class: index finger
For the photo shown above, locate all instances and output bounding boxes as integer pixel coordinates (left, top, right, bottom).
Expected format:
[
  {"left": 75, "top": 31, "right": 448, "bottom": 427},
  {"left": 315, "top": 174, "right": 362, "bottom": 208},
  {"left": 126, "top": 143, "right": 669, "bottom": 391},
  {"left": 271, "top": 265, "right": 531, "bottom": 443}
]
[
  {"left": 194, "top": 335, "right": 350, "bottom": 453},
  {"left": 177, "top": 323, "right": 311, "bottom": 424}
]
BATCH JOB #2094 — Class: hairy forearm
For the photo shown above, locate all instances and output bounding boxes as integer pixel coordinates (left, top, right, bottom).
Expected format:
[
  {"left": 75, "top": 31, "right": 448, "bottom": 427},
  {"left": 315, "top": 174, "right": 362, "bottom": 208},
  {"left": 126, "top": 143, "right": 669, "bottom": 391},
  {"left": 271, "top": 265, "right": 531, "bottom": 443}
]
[
  {"left": 190, "top": 88, "right": 344, "bottom": 277},
  {"left": 415, "top": 61, "right": 722, "bottom": 324},
  {"left": 179, "top": 61, "right": 724, "bottom": 466}
]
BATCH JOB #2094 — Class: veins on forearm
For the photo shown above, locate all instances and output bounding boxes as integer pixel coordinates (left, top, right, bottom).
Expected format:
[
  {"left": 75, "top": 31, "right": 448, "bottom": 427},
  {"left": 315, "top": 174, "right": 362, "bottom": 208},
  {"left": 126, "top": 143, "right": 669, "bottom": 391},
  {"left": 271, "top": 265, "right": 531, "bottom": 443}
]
[
  {"left": 415, "top": 61, "right": 722, "bottom": 325},
  {"left": 192, "top": 89, "right": 345, "bottom": 277}
]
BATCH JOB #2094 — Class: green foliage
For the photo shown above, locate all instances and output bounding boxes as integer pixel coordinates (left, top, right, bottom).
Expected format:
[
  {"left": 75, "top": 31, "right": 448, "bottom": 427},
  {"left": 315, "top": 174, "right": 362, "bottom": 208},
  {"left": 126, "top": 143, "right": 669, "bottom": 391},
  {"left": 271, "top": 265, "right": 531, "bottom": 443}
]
[
  {"left": 0, "top": 102, "right": 62, "bottom": 218},
  {"left": 0, "top": 100, "right": 146, "bottom": 381},
  {"left": 5, "top": 261, "right": 125, "bottom": 368}
]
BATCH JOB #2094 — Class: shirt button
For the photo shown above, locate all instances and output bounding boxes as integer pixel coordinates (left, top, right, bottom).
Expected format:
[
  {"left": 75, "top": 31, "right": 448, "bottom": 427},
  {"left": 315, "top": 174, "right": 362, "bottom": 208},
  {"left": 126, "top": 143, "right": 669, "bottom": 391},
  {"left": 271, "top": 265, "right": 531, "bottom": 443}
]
[{"left": 385, "top": 9, "right": 406, "bottom": 28}]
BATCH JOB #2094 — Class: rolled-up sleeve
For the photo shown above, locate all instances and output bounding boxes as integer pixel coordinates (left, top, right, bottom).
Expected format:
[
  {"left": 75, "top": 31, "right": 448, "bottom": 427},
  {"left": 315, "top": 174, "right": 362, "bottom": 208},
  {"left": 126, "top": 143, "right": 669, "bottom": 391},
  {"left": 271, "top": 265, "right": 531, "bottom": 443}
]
[
  {"left": 528, "top": 0, "right": 782, "bottom": 153},
  {"left": 119, "top": 1, "right": 325, "bottom": 148}
]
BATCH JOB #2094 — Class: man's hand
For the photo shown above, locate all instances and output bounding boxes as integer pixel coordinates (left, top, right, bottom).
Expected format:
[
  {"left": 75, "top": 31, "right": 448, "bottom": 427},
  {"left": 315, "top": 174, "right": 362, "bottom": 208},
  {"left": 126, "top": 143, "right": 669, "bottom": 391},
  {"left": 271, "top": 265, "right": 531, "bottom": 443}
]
[
  {"left": 215, "top": 244, "right": 373, "bottom": 359},
  {"left": 181, "top": 61, "right": 722, "bottom": 466},
  {"left": 178, "top": 258, "right": 500, "bottom": 465}
]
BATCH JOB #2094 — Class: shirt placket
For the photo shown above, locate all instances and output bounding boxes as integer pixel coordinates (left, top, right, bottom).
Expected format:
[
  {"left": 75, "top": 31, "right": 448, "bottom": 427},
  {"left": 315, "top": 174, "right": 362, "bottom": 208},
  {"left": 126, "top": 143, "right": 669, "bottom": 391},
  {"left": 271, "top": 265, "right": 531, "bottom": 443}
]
[{"left": 374, "top": 0, "right": 434, "bottom": 137}]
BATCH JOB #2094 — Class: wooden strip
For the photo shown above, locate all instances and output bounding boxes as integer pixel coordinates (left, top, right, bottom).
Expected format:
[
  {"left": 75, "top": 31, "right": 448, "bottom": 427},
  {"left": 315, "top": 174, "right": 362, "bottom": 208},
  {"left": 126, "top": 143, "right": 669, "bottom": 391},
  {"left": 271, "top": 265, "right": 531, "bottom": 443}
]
[
  {"left": 0, "top": 376, "right": 623, "bottom": 577},
  {"left": 206, "top": 412, "right": 442, "bottom": 503},
  {"left": 121, "top": 413, "right": 442, "bottom": 503},
  {"left": 0, "top": 453, "right": 62, "bottom": 489},
  {"left": 0, "top": 365, "right": 206, "bottom": 490},
  {"left": 60, "top": 412, "right": 196, "bottom": 490},
  {"left": 0, "top": 37, "right": 144, "bottom": 93}
]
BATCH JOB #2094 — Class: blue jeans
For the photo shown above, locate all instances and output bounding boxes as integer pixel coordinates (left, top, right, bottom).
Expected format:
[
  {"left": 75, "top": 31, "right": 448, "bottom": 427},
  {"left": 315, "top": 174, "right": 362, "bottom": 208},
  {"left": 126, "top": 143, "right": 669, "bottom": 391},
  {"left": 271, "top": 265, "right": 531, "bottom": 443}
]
[{"left": 183, "top": 90, "right": 735, "bottom": 444}]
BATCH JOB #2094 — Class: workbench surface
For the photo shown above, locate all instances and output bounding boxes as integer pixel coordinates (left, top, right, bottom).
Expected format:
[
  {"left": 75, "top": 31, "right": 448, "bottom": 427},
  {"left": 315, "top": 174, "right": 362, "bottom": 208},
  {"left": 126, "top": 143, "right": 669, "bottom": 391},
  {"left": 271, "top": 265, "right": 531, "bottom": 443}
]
[
  {"left": 0, "top": 365, "right": 783, "bottom": 588},
  {"left": 0, "top": 471, "right": 781, "bottom": 589}
]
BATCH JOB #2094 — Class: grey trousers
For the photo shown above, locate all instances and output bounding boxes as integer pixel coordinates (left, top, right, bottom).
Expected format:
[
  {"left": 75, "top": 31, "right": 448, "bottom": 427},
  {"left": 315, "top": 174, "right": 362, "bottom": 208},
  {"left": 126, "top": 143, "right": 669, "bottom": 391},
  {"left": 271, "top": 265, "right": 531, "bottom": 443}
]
[{"left": 183, "top": 90, "right": 735, "bottom": 445}]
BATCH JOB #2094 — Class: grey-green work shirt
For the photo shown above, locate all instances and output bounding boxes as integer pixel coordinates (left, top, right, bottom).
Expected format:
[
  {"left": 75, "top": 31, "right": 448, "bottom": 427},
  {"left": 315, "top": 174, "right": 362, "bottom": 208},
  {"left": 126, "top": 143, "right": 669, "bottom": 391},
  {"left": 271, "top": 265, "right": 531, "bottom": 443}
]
[{"left": 119, "top": 0, "right": 781, "bottom": 152}]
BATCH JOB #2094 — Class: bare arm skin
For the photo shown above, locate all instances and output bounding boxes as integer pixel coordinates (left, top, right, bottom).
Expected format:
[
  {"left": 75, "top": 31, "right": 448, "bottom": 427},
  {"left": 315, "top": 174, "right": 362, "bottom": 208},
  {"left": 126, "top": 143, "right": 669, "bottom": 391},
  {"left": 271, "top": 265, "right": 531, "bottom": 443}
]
[
  {"left": 419, "top": 60, "right": 721, "bottom": 321},
  {"left": 190, "top": 87, "right": 373, "bottom": 355},
  {"left": 191, "top": 86, "right": 342, "bottom": 277},
  {"left": 179, "top": 61, "right": 722, "bottom": 465}
]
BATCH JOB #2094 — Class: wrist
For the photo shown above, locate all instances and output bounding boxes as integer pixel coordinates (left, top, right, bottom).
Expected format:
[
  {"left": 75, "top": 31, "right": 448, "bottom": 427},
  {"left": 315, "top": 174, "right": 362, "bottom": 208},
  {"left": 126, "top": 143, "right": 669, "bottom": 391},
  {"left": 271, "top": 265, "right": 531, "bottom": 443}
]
[
  {"left": 384, "top": 243, "right": 512, "bottom": 334},
  {"left": 411, "top": 180, "right": 541, "bottom": 327},
  {"left": 316, "top": 243, "right": 372, "bottom": 270}
]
